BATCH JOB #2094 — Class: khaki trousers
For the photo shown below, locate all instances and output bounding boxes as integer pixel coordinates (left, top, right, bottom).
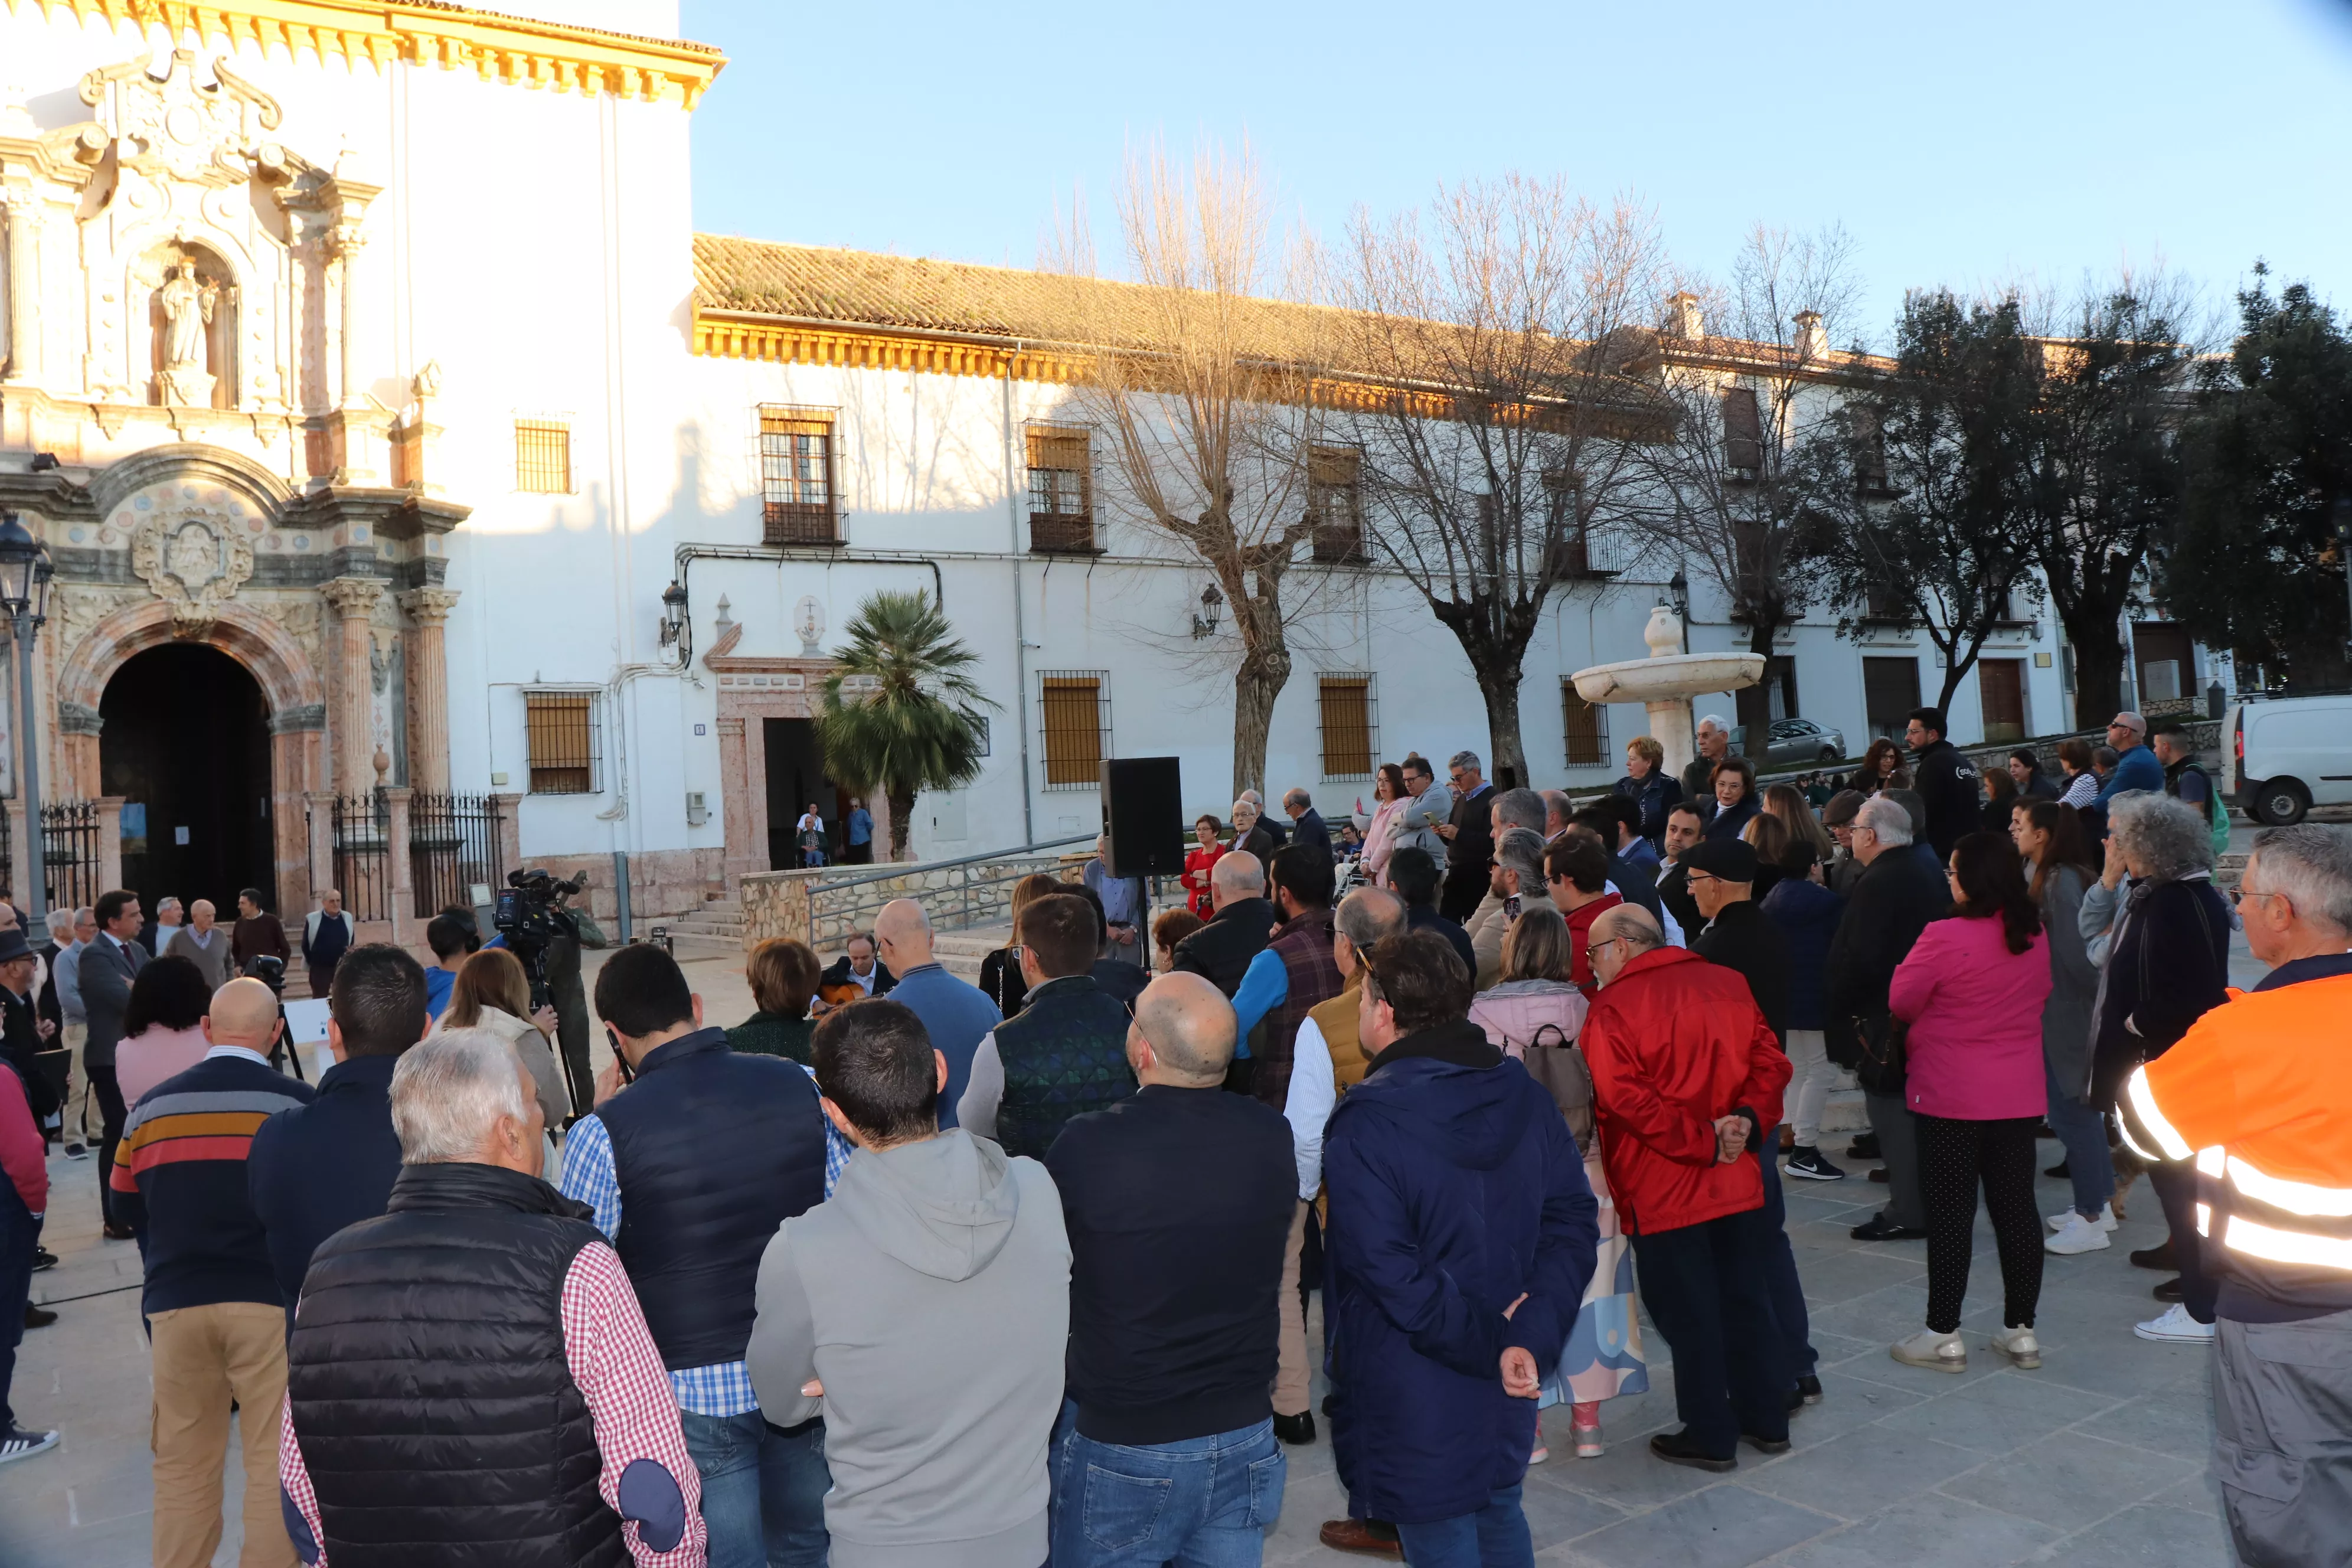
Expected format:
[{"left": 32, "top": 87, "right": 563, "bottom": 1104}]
[
  {"left": 1275, "top": 1198, "right": 1312, "bottom": 1418},
  {"left": 60, "top": 1021, "right": 89, "bottom": 1139},
  {"left": 149, "top": 1301, "right": 296, "bottom": 1568}
]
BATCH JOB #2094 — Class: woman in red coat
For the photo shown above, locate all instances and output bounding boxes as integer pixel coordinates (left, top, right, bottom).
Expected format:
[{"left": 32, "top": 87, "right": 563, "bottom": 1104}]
[{"left": 1180, "top": 814, "right": 1226, "bottom": 917}]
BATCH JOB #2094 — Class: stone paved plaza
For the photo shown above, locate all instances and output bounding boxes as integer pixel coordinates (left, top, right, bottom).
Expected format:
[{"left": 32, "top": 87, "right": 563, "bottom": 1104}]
[{"left": 1, "top": 946, "right": 2242, "bottom": 1567}]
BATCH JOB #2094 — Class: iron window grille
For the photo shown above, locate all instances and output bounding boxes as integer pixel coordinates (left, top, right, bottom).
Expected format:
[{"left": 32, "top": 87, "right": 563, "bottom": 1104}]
[
  {"left": 1026, "top": 424, "right": 1097, "bottom": 553},
  {"left": 515, "top": 420, "right": 573, "bottom": 494},
  {"left": 1038, "top": 671, "right": 1111, "bottom": 790},
  {"left": 1318, "top": 674, "right": 1377, "bottom": 780},
  {"left": 1562, "top": 681, "right": 1609, "bottom": 768},
  {"left": 1308, "top": 445, "right": 1366, "bottom": 563},
  {"left": 524, "top": 690, "right": 600, "bottom": 794},
  {"left": 760, "top": 404, "right": 841, "bottom": 545}
]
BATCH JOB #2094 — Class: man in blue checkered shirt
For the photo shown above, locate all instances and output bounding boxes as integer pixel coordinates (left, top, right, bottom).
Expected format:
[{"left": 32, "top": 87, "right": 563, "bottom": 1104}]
[{"left": 559, "top": 943, "right": 849, "bottom": 1568}]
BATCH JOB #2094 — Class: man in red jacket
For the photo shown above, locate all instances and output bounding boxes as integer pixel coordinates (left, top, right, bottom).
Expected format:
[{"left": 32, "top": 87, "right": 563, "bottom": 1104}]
[{"left": 1582, "top": 904, "right": 1792, "bottom": 1472}]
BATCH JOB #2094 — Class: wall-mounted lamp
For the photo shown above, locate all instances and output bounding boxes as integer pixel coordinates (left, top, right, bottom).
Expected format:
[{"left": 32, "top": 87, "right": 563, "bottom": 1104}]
[
  {"left": 1191, "top": 582, "right": 1224, "bottom": 640},
  {"left": 658, "top": 579, "right": 689, "bottom": 650},
  {"left": 1668, "top": 568, "right": 1689, "bottom": 622}
]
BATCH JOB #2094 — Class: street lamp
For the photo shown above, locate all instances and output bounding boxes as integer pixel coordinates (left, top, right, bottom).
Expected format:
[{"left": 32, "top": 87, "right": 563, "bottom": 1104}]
[
  {"left": 0, "top": 512, "right": 54, "bottom": 917},
  {"left": 1191, "top": 582, "right": 1224, "bottom": 640},
  {"left": 658, "top": 579, "right": 690, "bottom": 658}
]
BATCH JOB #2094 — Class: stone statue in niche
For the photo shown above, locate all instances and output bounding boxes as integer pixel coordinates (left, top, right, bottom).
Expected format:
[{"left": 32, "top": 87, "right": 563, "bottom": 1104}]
[{"left": 156, "top": 262, "right": 219, "bottom": 407}]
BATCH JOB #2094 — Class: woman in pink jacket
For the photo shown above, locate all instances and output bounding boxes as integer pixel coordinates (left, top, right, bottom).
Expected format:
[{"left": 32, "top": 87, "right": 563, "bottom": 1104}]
[{"left": 1886, "top": 831, "right": 2054, "bottom": 1377}]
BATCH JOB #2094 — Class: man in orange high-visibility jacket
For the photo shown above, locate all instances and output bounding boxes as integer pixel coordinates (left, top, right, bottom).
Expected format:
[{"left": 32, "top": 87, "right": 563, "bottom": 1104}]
[{"left": 2117, "top": 825, "right": 2352, "bottom": 1568}]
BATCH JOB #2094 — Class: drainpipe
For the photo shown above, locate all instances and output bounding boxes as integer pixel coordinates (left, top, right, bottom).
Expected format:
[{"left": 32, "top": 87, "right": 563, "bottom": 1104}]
[{"left": 1004, "top": 345, "right": 1035, "bottom": 845}]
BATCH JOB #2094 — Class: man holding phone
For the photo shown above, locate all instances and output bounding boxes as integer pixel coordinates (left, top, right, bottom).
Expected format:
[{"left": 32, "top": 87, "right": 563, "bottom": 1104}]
[{"left": 559, "top": 944, "right": 848, "bottom": 1568}]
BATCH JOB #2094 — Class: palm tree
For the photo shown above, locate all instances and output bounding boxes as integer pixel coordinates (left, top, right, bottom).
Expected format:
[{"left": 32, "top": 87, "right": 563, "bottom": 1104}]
[{"left": 814, "top": 590, "right": 995, "bottom": 861}]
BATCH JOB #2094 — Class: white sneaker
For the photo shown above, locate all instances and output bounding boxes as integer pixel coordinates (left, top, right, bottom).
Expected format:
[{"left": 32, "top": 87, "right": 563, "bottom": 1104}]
[
  {"left": 1890, "top": 1328, "right": 1968, "bottom": 1373},
  {"left": 2045, "top": 1213, "right": 2113, "bottom": 1255},
  {"left": 1990, "top": 1324, "right": 2041, "bottom": 1368},
  {"left": 2046, "top": 1203, "right": 2115, "bottom": 1233},
  {"left": 2134, "top": 1304, "right": 2216, "bottom": 1344}
]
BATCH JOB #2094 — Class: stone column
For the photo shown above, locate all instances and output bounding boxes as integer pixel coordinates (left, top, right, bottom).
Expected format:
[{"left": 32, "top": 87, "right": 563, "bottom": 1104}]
[
  {"left": 488, "top": 792, "right": 524, "bottom": 886},
  {"left": 305, "top": 790, "right": 338, "bottom": 912},
  {"left": 397, "top": 587, "right": 459, "bottom": 798},
  {"left": 381, "top": 785, "right": 414, "bottom": 946},
  {"left": 94, "top": 795, "right": 124, "bottom": 894},
  {"left": 2, "top": 193, "right": 36, "bottom": 384},
  {"left": 321, "top": 577, "right": 386, "bottom": 798},
  {"left": 331, "top": 224, "right": 366, "bottom": 412},
  {"left": 716, "top": 716, "right": 756, "bottom": 888}
]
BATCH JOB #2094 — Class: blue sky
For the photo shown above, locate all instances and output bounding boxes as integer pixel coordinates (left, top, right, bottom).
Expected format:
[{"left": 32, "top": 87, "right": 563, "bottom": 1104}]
[{"left": 682, "top": 0, "right": 2352, "bottom": 344}]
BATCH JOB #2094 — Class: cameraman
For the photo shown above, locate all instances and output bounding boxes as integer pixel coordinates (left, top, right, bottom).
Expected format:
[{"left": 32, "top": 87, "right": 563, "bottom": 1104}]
[{"left": 492, "top": 873, "right": 593, "bottom": 1122}]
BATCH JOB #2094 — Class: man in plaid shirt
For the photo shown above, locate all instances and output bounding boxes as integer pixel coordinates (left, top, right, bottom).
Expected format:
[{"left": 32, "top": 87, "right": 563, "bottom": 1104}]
[
  {"left": 279, "top": 1028, "right": 707, "bottom": 1567},
  {"left": 559, "top": 944, "right": 847, "bottom": 1568}
]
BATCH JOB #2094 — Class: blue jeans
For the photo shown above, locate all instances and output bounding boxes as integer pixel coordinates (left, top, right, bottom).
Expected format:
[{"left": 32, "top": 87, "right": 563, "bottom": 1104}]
[
  {"left": 2044, "top": 1060, "right": 2115, "bottom": 1221},
  {"left": 678, "top": 1409, "right": 829, "bottom": 1568},
  {"left": 1050, "top": 1413, "right": 1283, "bottom": 1568},
  {"left": 1392, "top": 1485, "right": 1533, "bottom": 1568},
  {"left": 1755, "top": 1124, "right": 1816, "bottom": 1378}
]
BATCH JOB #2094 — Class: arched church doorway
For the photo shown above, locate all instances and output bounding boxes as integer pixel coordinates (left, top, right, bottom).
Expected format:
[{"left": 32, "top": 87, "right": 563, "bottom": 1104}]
[{"left": 100, "top": 644, "right": 275, "bottom": 914}]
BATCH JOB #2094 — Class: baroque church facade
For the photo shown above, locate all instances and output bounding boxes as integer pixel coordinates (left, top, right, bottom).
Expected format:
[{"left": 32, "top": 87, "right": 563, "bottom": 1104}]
[{"left": 0, "top": 0, "right": 2082, "bottom": 929}]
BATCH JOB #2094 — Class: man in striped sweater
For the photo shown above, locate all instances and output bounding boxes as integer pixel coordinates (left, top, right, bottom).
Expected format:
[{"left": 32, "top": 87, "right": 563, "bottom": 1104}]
[{"left": 112, "top": 977, "right": 313, "bottom": 1568}]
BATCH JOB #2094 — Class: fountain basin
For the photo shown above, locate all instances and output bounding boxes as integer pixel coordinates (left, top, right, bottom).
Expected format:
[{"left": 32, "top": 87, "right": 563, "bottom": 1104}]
[{"left": 1572, "top": 652, "right": 1765, "bottom": 705}]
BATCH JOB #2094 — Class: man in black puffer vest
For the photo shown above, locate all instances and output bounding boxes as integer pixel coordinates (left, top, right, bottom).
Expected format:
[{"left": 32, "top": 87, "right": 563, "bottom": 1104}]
[
  {"left": 558, "top": 943, "right": 841, "bottom": 1568},
  {"left": 281, "top": 1028, "right": 707, "bottom": 1568},
  {"left": 956, "top": 893, "right": 1136, "bottom": 1157}
]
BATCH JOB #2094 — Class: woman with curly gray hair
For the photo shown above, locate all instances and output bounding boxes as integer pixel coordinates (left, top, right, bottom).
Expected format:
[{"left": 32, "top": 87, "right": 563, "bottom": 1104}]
[{"left": 2082, "top": 791, "right": 2235, "bottom": 1345}]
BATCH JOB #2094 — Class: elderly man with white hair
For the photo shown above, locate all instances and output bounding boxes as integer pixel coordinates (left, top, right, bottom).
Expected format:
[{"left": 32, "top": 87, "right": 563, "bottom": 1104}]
[
  {"left": 1823, "top": 796, "right": 1951, "bottom": 1243},
  {"left": 1468, "top": 827, "right": 1557, "bottom": 991},
  {"left": 280, "top": 1028, "right": 709, "bottom": 1568},
  {"left": 1681, "top": 715, "right": 1734, "bottom": 822},
  {"left": 2113, "top": 825, "right": 2352, "bottom": 1564},
  {"left": 165, "top": 899, "right": 234, "bottom": 991}
]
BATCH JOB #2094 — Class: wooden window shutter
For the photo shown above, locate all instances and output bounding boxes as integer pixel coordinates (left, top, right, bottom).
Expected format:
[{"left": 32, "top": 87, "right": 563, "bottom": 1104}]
[{"left": 1721, "top": 387, "right": 1763, "bottom": 473}]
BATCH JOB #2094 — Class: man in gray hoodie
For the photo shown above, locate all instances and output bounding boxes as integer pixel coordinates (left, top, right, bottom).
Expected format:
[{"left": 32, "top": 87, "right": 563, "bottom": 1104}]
[{"left": 749, "top": 998, "right": 1070, "bottom": 1568}]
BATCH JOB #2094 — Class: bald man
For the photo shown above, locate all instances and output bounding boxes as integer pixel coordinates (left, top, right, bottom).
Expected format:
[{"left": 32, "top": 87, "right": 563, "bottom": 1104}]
[
  {"left": 111, "top": 975, "right": 313, "bottom": 1568},
  {"left": 1171, "top": 850, "right": 1280, "bottom": 1003},
  {"left": 1043, "top": 970, "right": 1298, "bottom": 1565},
  {"left": 872, "top": 897, "right": 1000, "bottom": 1129}
]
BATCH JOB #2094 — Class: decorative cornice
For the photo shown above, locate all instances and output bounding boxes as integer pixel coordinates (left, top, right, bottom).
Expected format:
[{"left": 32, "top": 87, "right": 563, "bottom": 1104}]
[
  {"left": 268, "top": 701, "right": 327, "bottom": 733},
  {"left": 2, "top": 0, "right": 726, "bottom": 109}
]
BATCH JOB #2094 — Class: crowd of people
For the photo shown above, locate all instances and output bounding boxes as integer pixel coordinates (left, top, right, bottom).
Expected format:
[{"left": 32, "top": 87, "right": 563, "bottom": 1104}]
[{"left": 0, "top": 702, "right": 2346, "bottom": 1568}]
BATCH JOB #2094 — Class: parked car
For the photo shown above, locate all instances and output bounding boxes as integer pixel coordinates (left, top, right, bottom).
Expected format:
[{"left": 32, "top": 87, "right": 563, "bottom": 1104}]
[
  {"left": 1745, "top": 717, "right": 1847, "bottom": 767},
  {"left": 2225, "top": 694, "right": 2352, "bottom": 825}
]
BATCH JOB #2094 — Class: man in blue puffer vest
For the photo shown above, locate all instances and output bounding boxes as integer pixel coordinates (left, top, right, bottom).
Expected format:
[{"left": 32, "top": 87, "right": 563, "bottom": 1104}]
[{"left": 559, "top": 943, "right": 849, "bottom": 1568}]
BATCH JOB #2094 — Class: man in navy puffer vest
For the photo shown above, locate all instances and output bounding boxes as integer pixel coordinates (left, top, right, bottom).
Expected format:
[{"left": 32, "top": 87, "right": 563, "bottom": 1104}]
[{"left": 559, "top": 944, "right": 847, "bottom": 1568}]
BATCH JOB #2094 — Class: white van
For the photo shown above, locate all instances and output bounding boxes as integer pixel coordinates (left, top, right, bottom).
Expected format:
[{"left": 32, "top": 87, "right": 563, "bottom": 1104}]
[{"left": 2225, "top": 694, "right": 2352, "bottom": 825}]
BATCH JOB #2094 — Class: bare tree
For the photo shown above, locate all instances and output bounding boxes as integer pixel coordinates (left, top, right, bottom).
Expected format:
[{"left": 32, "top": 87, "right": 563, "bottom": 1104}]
[
  {"left": 1625, "top": 224, "right": 1863, "bottom": 761},
  {"left": 1332, "top": 177, "right": 1668, "bottom": 782},
  {"left": 1048, "top": 143, "right": 1325, "bottom": 795}
]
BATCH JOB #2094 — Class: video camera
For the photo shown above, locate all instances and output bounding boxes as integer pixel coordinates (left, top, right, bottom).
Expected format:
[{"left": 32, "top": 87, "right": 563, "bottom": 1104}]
[{"left": 494, "top": 867, "right": 587, "bottom": 1010}]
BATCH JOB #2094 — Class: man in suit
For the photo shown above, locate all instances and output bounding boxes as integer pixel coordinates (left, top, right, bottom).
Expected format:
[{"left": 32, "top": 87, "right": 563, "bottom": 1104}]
[
  {"left": 78, "top": 890, "right": 146, "bottom": 1240},
  {"left": 1657, "top": 803, "right": 1706, "bottom": 945},
  {"left": 1436, "top": 750, "right": 1496, "bottom": 922},
  {"left": 1281, "top": 788, "right": 1333, "bottom": 861}
]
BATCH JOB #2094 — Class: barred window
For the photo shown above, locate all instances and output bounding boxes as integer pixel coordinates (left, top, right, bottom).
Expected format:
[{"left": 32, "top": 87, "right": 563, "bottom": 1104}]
[
  {"left": 1026, "top": 425, "right": 1095, "bottom": 553},
  {"left": 524, "top": 691, "right": 599, "bottom": 794},
  {"left": 1039, "top": 671, "right": 1110, "bottom": 790},
  {"left": 1562, "top": 681, "right": 1608, "bottom": 769},
  {"left": 1721, "top": 387, "right": 1763, "bottom": 475},
  {"left": 1308, "top": 445, "right": 1364, "bottom": 564},
  {"left": 760, "top": 405, "right": 839, "bottom": 545},
  {"left": 515, "top": 420, "right": 572, "bottom": 494},
  {"left": 1318, "top": 674, "right": 1376, "bottom": 780}
]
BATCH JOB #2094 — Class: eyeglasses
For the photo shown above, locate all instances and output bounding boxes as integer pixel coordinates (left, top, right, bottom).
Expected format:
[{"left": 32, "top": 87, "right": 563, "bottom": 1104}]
[
  {"left": 1684, "top": 870, "right": 1721, "bottom": 887},
  {"left": 1585, "top": 936, "right": 1621, "bottom": 961},
  {"left": 2229, "top": 885, "right": 2281, "bottom": 910}
]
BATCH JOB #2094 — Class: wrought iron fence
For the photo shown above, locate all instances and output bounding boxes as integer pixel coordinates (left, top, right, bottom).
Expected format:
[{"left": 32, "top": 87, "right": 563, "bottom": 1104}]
[
  {"left": 329, "top": 795, "right": 391, "bottom": 923},
  {"left": 40, "top": 802, "right": 99, "bottom": 913},
  {"left": 410, "top": 793, "right": 506, "bottom": 918}
]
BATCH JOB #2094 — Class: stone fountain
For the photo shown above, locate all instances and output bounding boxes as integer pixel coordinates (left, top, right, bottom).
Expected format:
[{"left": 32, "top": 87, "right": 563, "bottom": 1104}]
[{"left": 1570, "top": 605, "right": 1765, "bottom": 779}]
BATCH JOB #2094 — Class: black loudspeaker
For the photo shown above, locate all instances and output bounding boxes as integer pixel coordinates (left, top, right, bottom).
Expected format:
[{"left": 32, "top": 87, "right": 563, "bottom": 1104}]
[{"left": 1103, "top": 757, "right": 1187, "bottom": 878}]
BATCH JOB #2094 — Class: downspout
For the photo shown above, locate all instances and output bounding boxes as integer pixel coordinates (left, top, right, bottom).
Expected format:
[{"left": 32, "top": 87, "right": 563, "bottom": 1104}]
[{"left": 1005, "top": 345, "right": 1035, "bottom": 844}]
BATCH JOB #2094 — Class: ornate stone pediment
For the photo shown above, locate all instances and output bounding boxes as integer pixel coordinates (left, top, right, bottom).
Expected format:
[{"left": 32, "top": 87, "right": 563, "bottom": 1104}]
[
  {"left": 129, "top": 503, "right": 256, "bottom": 635},
  {"left": 80, "top": 49, "right": 282, "bottom": 190}
]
